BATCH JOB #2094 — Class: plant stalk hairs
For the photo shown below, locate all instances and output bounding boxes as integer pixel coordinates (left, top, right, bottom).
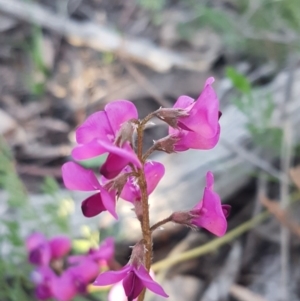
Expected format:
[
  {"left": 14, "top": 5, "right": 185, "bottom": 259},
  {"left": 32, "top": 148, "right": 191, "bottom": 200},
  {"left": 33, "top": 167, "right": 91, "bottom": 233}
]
[{"left": 26, "top": 77, "right": 230, "bottom": 301}]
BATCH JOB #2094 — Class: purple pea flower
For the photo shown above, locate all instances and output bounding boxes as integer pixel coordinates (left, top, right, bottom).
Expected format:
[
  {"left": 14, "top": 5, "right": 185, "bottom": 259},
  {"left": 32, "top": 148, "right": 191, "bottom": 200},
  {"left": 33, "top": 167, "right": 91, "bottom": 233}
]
[
  {"left": 26, "top": 233, "right": 71, "bottom": 266},
  {"left": 72, "top": 100, "right": 142, "bottom": 179},
  {"left": 62, "top": 161, "right": 117, "bottom": 218},
  {"left": 190, "top": 171, "right": 230, "bottom": 236},
  {"left": 31, "top": 266, "right": 56, "bottom": 300},
  {"left": 94, "top": 242, "right": 168, "bottom": 300},
  {"left": 169, "top": 77, "right": 221, "bottom": 151},
  {"left": 52, "top": 259, "right": 99, "bottom": 301},
  {"left": 172, "top": 171, "right": 230, "bottom": 237},
  {"left": 68, "top": 237, "right": 115, "bottom": 266},
  {"left": 120, "top": 161, "right": 165, "bottom": 203}
]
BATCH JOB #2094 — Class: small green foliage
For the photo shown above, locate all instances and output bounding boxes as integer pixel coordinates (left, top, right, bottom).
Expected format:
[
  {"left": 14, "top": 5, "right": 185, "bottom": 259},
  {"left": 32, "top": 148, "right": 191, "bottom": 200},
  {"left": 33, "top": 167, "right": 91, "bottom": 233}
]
[
  {"left": 226, "top": 67, "right": 251, "bottom": 94},
  {"left": 227, "top": 68, "right": 282, "bottom": 154},
  {"left": 41, "top": 176, "right": 60, "bottom": 195},
  {"left": 0, "top": 138, "right": 73, "bottom": 300},
  {"left": 136, "top": 0, "right": 166, "bottom": 11},
  {"left": 78, "top": 154, "right": 108, "bottom": 169}
]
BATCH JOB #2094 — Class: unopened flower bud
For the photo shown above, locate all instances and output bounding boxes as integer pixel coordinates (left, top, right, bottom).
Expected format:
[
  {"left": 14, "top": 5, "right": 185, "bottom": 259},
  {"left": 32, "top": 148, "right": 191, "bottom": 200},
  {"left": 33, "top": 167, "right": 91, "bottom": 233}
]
[
  {"left": 155, "top": 108, "right": 189, "bottom": 128},
  {"left": 130, "top": 241, "right": 146, "bottom": 266},
  {"left": 104, "top": 173, "right": 131, "bottom": 197},
  {"left": 115, "top": 119, "right": 137, "bottom": 147},
  {"left": 170, "top": 211, "right": 198, "bottom": 229},
  {"left": 153, "top": 135, "right": 180, "bottom": 154},
  {"left": 133, "top": 200, "right": 143, "bottom": 223}
]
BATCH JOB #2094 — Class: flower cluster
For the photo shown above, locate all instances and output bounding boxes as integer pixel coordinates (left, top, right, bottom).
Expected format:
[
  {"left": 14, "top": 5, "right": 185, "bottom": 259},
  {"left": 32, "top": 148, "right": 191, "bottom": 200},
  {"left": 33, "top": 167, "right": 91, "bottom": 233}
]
[
  {"left": 58, "top": 77, "right": 230, "bottom": 301},
  {"left": 26, "top": 233, "right": 114, "bottom": 301}
]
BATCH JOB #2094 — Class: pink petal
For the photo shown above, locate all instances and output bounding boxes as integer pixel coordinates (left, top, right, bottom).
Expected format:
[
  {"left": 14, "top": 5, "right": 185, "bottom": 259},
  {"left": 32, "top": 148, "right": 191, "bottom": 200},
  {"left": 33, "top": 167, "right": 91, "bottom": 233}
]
[
  {"left": 71, "top": 139, "right": 108, "bottom": 160},
  {"left": 123, "top": 271, "right": 144, "bottom": 300},
  {"left": 173, "top": 95, "right": 194, "bottom": 109},
  {"left": 222, "top": 204, "right": 231, "bottom": 218},
  {"left": 175, "top": 126, "right": 220, "bottom": 151},
  {"left": 32, "top": 267, "right": 56, "bottom": 300},
  {"left": 70, "top": 258, "right": 99, "bottom": 282},
  {"left": 135, "top": 265, "right": 168, "bottom": 297},
  {"left": 99, "top": 186, "right": 118, "bottom": 219},
  {"left": 94, "top": 265, "right": 132, "bottom": 286},
  {"left": 109, "top": 281, "right": 138, "bottom": 301},
  {"left": 26, "top": 233, "right": 51, "bottom": 266},
  {"left": 100, "top": 143, "right": 141, "bottom": 179},
  {"left": 178, "top": 77, "right": 219, "bottom": 138},
  {"left": 76, "top": 111, "right": 113, "bottom": 144},
  {"left": 192, "top": 188, "right": 227, "bottom": 237},
  {"left": 121, "top": 175, "right": 140, "bottom": 203},
  {"left": 26, "top": 232, "right": 47, "bottom": 251},
  {"left": 145, "top": 161, "right": 165, "bottom": 195},
  {"left": 92, "top": 237, "right": 115, "bottom": 261},
  {"left": 105, "top": 100, "right": 138, "bottom": 134},
  {"left": 62, "top": 162, "right": 100, "bottom": 191},
  {"left": 49, "top": 235, "right": 71, "bottom": 259},
  {"left": 52, "top": 271, "right": 77, "bottom": 301},
  {"left": 81, "top": 193, "right": 107, "bottom": 217},
  {"left": 205, "top": 171, "right": 214, "bottom": 190}
]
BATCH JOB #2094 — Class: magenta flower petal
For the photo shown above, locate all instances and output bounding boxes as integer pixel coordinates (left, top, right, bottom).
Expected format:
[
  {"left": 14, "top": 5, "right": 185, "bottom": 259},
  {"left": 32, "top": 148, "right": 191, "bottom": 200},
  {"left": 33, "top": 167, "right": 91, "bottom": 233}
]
[
  {"left": 135, "top": 265, "right": 168, "bottom": 297},
  {"left": 178, "top": 77, "right": 219, "bottom": 138},
  {"left": 120, "top": 175, "right": 140, "bottom": 202},
  {"left": 205, "top": 170, "right": 214, "bottom": 189},
  {"left": 49, "top": 235, "right": 71, "bottom": 259},
  {"left": 26, "top": 233, "right": 51, "bottom": 266},
  {"left": 81, "top": 193, "right": 107, "bottom": 217},
  {"left": 52, "top": 271, "right": 77, "bottom": 301},
  {"left": 71, "top": 139, "right": 108, "bottom": 160},
  {"left": 99, "top": 186, "right": 117, "bottom": 219},
  {"left": 31, "top": 267, "right": 56, "bottom": 300},
  {"left": 192, "top": 189, "right": 227, "bottom": 236},
  {"left": 26, "top": 232, "right": 47, "bottom": 251},
  {"left": 105, "top": 100, "right": 138, "bottom": 134},
  {"left": 94, "top": 265, "right": 132, "bottom": 286},
  {"left": 123, "top": 271, "right": 144, "bottom": 300},
  {"left": 192, "top": 172, "right": 227, "bottom": 237},
  {"left": 62, "top": 162, "right": 100, "bottom": 191},
  {"left": 100, "top": 143, "right": 141, "bottom": 179},
  {"left": 222, "top": 204, "right": 231, "bottom": 218},
  {"left": 173, "top": 95, "right": 194, "bottom": 109},
  {"left": 76, "top": 111, "right": 113, "bottom": 144},
  {"left": 71, "top": 258, "right": 99, "bottom": 283},
  {"left": 145, "top": 161, "right": 165, "bottom": 195},
  {"left": 121, "top": 161, "right": 164, "bottom": 203},
  {"left": 109, "top": 281, "right": 138, "bottom": 301},
  {"left": 171, "top": 125, "right": 220, "bottom": 151},
  {"left": 91, "top": 237, "right": 115, "bottom": 261}
]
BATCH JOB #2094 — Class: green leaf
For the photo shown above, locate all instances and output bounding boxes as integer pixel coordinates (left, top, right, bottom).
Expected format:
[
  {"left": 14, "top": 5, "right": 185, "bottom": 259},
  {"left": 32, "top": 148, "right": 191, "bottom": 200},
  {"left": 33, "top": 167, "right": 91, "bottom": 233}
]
[
  {"left": 77, "top": 154, "right": 108, "bottom": 169},
  {"left": 41, "top": 176, "right": 59, "bottom": 195},
  {"left": 226, "top": 67, "right": 251, "bottom": 94}
]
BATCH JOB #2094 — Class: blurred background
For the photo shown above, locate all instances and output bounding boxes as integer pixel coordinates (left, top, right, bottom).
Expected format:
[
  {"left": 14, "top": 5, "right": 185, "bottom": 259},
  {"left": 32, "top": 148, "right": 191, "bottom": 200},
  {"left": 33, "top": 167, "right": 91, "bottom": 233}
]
[{"left": 0, "top": 0, "right": 300, "bottom": 300}]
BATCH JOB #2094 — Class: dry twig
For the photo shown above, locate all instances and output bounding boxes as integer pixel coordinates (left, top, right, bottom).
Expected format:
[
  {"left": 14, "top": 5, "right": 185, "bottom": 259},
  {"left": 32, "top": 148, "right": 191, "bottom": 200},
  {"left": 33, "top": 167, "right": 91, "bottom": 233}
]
[
  {"left": 0, "top": 0, "right": 211, "bottom": 72},
  {"left": 261, "top": 196, "right": 300, "bottom": 239}
]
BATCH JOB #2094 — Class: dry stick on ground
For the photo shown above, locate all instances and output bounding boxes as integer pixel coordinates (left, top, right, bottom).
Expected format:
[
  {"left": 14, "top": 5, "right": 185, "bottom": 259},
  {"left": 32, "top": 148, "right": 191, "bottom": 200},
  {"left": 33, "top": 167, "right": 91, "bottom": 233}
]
[
  {"left": 242, "top": 170, "right": 268, "bottom": 267},
  {"left": 0, "top": 0, "right": 211, "bottom": 73},
  {"left": 279, "top": 56, "right": 296, "bottom": 301},
  {"left": 261, "top": 195, "right": 300, "bottom": 238},
  {"left": 201, "top": 242, "right": 242, "bottom": 301},
  {"left": 220, "top": 138, "right": 289, "bottom": 184},
  {"left": 290, "top": 166, "right": 300, "bottom": 190},
  {"left": 230, "top": 284, "right": 268, "bottom": 301}
]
